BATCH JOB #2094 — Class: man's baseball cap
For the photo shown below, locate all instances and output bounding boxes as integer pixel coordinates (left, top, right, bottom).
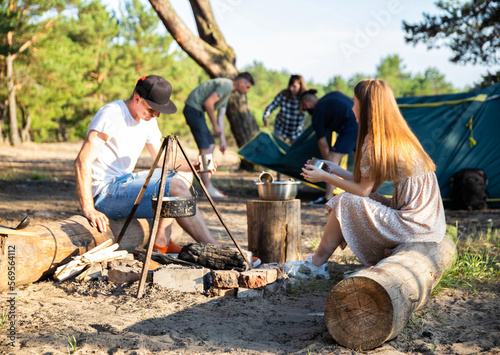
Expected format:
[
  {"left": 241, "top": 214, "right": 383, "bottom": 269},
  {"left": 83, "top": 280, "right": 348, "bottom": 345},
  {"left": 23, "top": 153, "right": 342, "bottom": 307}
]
[{"left": 135, "top": 75, "right": 177, "bottom": 114}]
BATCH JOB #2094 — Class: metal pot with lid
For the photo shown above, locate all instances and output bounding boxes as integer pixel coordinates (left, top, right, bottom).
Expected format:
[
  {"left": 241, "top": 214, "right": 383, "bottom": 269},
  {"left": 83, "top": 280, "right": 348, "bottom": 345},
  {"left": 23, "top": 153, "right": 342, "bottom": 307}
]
[{"left": 151, "top": 175, "right": 197, "bottom": 218}]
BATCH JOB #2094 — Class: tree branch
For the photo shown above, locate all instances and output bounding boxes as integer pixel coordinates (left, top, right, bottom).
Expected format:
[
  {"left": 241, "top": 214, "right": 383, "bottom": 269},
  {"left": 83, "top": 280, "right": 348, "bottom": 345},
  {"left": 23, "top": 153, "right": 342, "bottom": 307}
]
[
  {"left": 148, "top": 0, "right": 237, "bottom": 78},
  {"left": 188, "top": 0, "right": 231, "bottom": 51},
  {"left": 11, "top": 16, "right": 58, "bottom": 61}
]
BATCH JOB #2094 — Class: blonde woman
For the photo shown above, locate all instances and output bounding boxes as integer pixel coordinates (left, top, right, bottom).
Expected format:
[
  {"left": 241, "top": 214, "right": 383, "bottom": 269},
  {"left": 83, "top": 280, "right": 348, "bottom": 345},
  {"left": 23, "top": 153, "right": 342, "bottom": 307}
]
[{"left": 287, "top": 79, "right": 446, "bottom": 278}]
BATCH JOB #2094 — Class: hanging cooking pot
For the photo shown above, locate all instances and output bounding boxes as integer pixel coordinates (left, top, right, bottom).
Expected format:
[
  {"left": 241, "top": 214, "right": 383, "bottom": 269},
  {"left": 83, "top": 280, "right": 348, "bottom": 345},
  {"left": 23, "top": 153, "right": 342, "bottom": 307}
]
[{"left": 151, "top": 175, "right": 197, "bottom": 218}]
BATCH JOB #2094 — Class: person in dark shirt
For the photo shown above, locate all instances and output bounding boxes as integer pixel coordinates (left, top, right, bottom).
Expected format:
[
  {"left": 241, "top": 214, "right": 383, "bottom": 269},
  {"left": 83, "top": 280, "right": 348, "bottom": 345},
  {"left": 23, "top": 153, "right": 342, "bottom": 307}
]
[{"left": 299, "top": 89, "right": 358, "bottom": 204}]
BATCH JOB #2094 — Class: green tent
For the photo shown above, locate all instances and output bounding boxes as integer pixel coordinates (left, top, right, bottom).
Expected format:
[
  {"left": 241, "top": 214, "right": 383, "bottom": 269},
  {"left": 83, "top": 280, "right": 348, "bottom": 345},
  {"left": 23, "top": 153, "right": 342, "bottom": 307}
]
[
  {"left": 238, "top": 83, "right": 500, "bottom": 205},
  {"left": 397, "top": 83, "right": 500, "bottom": 205}
]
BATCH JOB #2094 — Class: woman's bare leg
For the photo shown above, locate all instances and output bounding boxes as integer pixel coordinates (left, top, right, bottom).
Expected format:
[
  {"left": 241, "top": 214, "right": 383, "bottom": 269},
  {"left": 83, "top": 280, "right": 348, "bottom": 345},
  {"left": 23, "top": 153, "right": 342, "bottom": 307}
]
[{"left": 313, "top": 211, "right": 344, "bottom": 266}]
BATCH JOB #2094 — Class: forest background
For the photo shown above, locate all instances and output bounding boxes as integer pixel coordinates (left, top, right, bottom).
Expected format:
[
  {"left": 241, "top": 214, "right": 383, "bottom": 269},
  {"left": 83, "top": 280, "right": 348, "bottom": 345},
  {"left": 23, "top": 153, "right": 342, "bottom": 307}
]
[{"left": 0, "top": 0, "right": 495, "bottom": 146}]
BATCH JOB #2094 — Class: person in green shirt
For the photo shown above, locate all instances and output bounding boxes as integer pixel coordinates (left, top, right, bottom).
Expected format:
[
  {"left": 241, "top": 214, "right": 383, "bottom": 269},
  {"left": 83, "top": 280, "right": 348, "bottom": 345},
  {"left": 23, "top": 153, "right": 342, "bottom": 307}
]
[{"left": 184, "top": 72, "right": 255, "bottom": 198}]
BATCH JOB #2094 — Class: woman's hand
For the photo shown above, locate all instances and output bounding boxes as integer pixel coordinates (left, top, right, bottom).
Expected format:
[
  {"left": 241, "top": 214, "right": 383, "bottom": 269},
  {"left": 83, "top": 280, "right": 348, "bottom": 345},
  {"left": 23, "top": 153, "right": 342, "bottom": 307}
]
[
  {"left": 300, "top": 164, "right": 328, "bottom": 183},
  {"left": 322, "top": 160, "right": 336, "bottom": 174},
  {"left": 305, "top": 158, "right": 333, "bottom": 173}
]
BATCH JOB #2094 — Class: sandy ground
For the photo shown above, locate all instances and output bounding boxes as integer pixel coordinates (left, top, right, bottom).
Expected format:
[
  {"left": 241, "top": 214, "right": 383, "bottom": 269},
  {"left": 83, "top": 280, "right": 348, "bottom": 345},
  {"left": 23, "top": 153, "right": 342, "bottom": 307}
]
[{"left": 0, "top": 141, "right": 499, "bottom": 355}]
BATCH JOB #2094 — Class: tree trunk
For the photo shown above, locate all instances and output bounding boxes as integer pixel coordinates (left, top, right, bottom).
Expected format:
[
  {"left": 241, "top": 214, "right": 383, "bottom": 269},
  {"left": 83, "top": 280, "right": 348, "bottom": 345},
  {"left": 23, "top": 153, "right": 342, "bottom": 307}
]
[
  {"left": 324, "top": 236, "right": 457, "bottom": 350},
  {"left": 149, "top": 0, "right": 259, "bottom": 153},
  {"left": 6, "top": 53, "right": 21, "bottom": 147},
  {"left": 246, "top": 199, "right": 301, "bottom": 263},
  {"left": 19, "top": 103, "right": 31, "bottom": 143},
  {"left": 226, "top": 91, "right": 259, "bottom": 147},
  {"left": 0, "top": 215, "right": 152, "bottom": 292},
  {"left": 226, "top": 90, "right": 259, "bottom": 170},
  {"left": 0, "top": 100, "right": 6, "bottom": 144}
]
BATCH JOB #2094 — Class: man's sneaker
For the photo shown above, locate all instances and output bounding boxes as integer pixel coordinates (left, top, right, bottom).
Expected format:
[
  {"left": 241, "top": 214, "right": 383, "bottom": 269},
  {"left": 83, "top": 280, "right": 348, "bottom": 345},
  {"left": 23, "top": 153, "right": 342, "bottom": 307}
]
[
  {"left": 284, "top": 255, "right": 329, "bottom": 279},
  {"left": 309, "top": 197, "right": 328, "bottom": 206},
  {"left": 153, "top": 241, "right": 183, "bottom": 254}
]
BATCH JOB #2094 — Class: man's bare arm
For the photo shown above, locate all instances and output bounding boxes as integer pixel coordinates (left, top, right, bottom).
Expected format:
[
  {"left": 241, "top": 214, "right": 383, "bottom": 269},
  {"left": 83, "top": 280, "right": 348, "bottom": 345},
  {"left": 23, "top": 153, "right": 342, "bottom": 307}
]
[
  {"left": 317, "top": 137, "right": 331, "bottom": 160},
  {"left": 217, "top": 107, "right": 227, "bottom": 154},
  {"left": 74, "top": 130, "right": 109, "bottom": 232},
  {"left": 203, "top": 92, "right": 221, "bottom": 136}
]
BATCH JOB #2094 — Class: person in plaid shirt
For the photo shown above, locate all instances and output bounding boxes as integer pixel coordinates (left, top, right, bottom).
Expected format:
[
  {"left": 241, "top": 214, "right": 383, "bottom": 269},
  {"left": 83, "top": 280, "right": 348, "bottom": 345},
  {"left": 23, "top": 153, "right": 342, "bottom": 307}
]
[{"left": 263, "top": 74, "right": 307, "bottom": 142}]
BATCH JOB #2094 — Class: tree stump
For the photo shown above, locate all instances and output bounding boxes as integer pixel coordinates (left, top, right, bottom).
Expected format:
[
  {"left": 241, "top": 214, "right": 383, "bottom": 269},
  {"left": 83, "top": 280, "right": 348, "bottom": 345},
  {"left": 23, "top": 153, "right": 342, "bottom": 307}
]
[
  {"left": 324, "top": 235, "right": 457, "bottom": 350},
  {"left": 246, "top": 199, "right": 301, "bottom": 263}
]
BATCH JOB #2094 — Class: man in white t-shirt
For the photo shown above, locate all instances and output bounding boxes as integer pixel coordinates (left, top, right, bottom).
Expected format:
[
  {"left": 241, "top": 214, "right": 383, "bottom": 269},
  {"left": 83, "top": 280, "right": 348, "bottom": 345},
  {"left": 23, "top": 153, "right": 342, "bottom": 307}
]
[{"left": 74, "top": 75, "right": 221, "bottom": 254}]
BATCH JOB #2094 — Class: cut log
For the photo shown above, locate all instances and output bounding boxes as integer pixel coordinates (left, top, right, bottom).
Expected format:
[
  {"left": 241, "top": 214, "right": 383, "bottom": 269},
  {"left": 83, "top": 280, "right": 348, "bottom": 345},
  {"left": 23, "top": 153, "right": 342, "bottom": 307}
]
[
  {"left": 324, "top": 235, "right": 457, "bottom": 350},
  {"left": 0, "top": 215, "right": 151, "bottom": 292},
  {"left": 178, "top": 243, "right": 249, "bottom": 271},
  {"left": 134, "top": 248, "right": 201, "bottom": 268},
  {"left": 246, "top": 199, "right": 301, "bottom": 263}
]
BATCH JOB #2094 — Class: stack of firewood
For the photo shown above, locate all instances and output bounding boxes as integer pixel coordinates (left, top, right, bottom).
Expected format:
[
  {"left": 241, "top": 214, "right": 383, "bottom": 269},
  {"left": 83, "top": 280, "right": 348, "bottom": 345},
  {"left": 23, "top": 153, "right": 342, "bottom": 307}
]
[{"left": 53, "top": 239, "right": 129, "bottom": 282}]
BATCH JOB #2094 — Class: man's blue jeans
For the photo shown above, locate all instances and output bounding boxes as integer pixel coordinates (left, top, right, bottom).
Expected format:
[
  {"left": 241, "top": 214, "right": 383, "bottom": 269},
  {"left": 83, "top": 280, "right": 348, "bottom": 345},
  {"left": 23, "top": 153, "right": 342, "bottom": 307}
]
[{"left": 94, "top": 168, "right": 176, "bottom": 219}]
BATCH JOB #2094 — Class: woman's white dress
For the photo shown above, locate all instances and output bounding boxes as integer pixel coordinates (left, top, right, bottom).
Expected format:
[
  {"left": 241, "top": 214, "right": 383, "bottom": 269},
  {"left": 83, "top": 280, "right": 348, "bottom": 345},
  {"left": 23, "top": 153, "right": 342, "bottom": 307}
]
[{"left": 326, "top": 145, "right": 446, "bottom": 266}]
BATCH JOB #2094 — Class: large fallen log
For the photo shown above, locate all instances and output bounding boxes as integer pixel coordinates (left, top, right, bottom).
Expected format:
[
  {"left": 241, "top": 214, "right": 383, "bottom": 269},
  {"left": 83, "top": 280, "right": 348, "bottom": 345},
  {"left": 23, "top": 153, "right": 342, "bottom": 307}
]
[
  {"left": 324, "top": 235, "right": 457, "bottom": 351},
  {"left": 0, "top": 215, "right": 151, "bottom": 292}
]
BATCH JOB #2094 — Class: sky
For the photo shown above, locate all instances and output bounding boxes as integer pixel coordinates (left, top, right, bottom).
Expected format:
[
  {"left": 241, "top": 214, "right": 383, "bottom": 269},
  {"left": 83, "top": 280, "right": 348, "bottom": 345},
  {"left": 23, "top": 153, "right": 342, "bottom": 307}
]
[{"left": 104, "top": 0, "right": 492, "bottom": 89}]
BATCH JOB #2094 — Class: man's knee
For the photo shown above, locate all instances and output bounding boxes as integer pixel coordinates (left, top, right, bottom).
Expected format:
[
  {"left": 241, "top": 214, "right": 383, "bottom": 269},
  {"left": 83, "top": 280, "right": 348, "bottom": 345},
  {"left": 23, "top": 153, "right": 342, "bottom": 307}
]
[{"left": 169, "top": 177, "right": 192, "bottom": 198}]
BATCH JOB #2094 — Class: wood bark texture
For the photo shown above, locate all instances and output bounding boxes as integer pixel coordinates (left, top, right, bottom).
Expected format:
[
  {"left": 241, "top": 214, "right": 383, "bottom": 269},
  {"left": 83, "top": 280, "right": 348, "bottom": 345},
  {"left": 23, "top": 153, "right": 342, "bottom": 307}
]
[
  {"left": 148, "top": 0, "right": 236, "bottom": 78},
  {"left": 178, "top": 242, "right": 249, "bottom": 271},
  {"left": 148, "top": 0, "right": 259, "bottom": 153},
  {"left": 324, "top": 235, "right": 457, "bottom": 350},
  {"left": 19, "top": 106, "right": 31, "bottom": 143},
  {"left": 246, "top": 199, "right": 301, "bottom": 263},
  {"left": 226, "top": 91, "right": 260, "bottom": 148},
  {"left": 135, "top": 248, "right": 200, "bottom": 268},
  {"left": 6, "top": 54, "right": 20, "bottom": 147},
  {"left": 0, "top": 215, "right": 151, "bottom": 292}
]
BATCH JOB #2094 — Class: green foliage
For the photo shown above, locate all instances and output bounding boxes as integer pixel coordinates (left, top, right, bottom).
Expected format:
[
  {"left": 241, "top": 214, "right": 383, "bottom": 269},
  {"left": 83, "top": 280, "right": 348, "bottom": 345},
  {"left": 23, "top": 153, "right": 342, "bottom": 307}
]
[
  {"left": 67, "top": 333, "right": 78, "bottom": 354},
  {"left": 403, "top": 0, "right": 500, "bottom": 88},
  {"left": 0, "top": 1, "right": 461, "bottom": 144},
  {"left": 435, "top": 223, "right": 500, "bottom": 294},
  {"left": 1, "top": 0, "right": 207, "bottom": 142},
  {"left": 243, "top": 61, "right": 294, "bottom": 126},
  {"left": 403, "top": 0, "right": 500, "bottom": 66},
  {"left": 316, "top": 55, "right": 456, "bottom": 99},
  {"left": 287, "top": 278, "right": 334, "bottom": 297},
  {"left": 0, "top": 308, "right": 7, "bottom": 332}
]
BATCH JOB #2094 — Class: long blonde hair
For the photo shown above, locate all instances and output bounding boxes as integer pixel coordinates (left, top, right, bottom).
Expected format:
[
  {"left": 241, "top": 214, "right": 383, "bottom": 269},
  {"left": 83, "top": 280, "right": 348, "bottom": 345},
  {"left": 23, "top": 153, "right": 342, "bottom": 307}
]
[{"left": 353, "top": 79, "right": 435, "bottom": 182}]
